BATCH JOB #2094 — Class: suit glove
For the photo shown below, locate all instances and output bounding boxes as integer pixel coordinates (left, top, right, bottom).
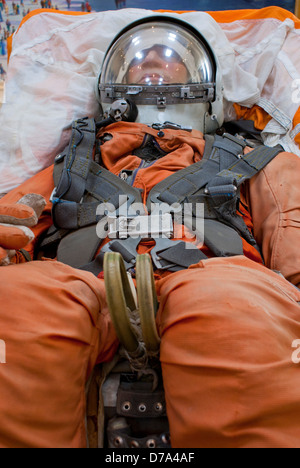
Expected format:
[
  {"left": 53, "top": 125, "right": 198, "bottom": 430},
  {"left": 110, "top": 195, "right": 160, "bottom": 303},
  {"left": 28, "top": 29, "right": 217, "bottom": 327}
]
[{"left": 0, "top": 193, "right": 46, "bottom": 265}]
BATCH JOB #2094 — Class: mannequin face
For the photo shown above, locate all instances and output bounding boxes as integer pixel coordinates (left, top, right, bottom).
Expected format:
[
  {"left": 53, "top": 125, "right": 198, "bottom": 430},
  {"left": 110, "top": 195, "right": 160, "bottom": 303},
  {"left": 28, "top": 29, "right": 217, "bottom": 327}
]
[{"left": 127, "top": 45, "right": 189, "bottom": 85}]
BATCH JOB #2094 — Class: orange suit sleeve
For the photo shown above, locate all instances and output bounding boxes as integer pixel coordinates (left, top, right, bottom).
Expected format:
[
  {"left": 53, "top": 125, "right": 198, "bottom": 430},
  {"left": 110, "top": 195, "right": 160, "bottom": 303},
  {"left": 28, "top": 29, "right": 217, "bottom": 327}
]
[{"left": 247, "top": 152, "right": 300, "bottom": 288}]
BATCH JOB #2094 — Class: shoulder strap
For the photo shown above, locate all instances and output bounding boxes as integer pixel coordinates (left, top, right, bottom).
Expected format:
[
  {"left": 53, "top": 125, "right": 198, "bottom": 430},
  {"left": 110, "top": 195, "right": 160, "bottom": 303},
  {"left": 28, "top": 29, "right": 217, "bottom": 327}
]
[
  {"left": 147, "top": 133, "right": 282, "bottom": 257},
  {"left": 148, "top": 133, "right": 281, "bottom": 207},
  {"left": 48, "top": 117, "right": 142, "bottom": 268},
  {"left": 46, "top": 127, "right": 282, "bottom": 270},
  {"left": 52, "top": 117, "right": 142, "bottom": 230}
]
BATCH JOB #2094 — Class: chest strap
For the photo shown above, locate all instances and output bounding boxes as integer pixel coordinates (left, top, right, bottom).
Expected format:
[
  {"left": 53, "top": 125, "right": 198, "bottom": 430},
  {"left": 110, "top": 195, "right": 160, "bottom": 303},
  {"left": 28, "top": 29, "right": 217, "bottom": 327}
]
[
  {"left": 147, "top": 133, "right": 282, "bottom": 256},
  {"left": 44, "top": 121, "right": 282, "bottom": 273},
  {"left": 51, "top": 117, "right": 142, "bottom": 230}
]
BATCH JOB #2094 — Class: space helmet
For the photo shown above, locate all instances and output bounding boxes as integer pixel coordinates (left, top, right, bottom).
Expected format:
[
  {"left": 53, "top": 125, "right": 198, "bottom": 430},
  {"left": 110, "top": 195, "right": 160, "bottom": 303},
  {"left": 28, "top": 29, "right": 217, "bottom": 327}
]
[{"left": 96, "top": 16, "right": 224, "bottom": 133}]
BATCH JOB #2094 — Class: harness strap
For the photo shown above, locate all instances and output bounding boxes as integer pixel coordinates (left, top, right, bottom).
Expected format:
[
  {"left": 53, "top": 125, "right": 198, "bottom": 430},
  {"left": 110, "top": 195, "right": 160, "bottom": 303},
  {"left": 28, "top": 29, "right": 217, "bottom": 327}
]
[
  {"left": 48, "top": 118, "right": 143, "bottom": 266},
  {"left": 54, "top": 117, "right": 95, "bottom": 202},
  {"left": 52, "top": 117, "right": 142, "bottom": 230},
  {"left": 46, "top": 122, "right": 283, "bottom": 274},
  {"left": 79, "top": 236, "right": 207, "bottom": 276},
  {"left": 145, "top": 134, "right": 245, "bottom": 208},
  {"left": 57, "top": 225, "right": 101, "bottom": 269},
  {"left": 157, "top": 240, "right": 207, "bottom": 269},
  {"left": 53, "top": 161, "right": 141, "bottom": 230},
  {"left": 147, "top": 133, "right": 282, "bottom": 257},
  {"left": 205, "top": 143, "right": 283, "bottom": 246}
]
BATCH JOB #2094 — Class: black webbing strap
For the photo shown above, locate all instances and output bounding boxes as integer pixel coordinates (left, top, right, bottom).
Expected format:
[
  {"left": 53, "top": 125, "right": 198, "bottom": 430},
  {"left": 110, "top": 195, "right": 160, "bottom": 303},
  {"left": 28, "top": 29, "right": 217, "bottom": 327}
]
[
  {"left": 57, "top": 225, "right": 102, "bottom": 269},
  {"left": 157, "top": 241, "right": 207, "bottom": 269},
  {"left": 48, "top": 129, "right": 282, "bottom": 274},
  {"left": 147, "top": 134, "right": 282, "bottom": 257},
  {"left": 148, "top": 134, "right": 281, "bottom": 207},
  {"left": 53, "top": 162, "right": 141, "bottom": 230},
  {"left": 54, "top": 117, "right": 96, "bottom": 202},
  {"left": 207, "top": 142, "right": 283, "bottom": 191},
  {"left": 48, "top": 117, "right": 144, "bottom": 267},
  {"left": 51, "top": 117, "right": 142, "bottom": 230},
  {"left": 52, "top": 117, "right": 96, "bottom": 228},
  {"left": 204, "top": 143, "right": 283, "bottom": 247},
  {"left": 79, "top": 237, "right": 207, "bottom": 276}
]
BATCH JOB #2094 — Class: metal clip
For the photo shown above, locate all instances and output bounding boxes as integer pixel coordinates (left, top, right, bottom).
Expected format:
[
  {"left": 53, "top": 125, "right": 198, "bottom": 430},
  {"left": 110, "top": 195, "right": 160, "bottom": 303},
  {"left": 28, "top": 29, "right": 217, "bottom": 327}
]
[
  {"left": 157, "top": 96, "right": 166, "bottom": 109},
  {"left": 151, "top": 121, "right": 192, "bottom": 132},
  {"left": 180, "top": 86, "right": 193, "bottom": 99},
  {"left": 108, "top": 214, "right": 173, "bottom": 240},
  {"left": 103, "top": 87, "right": 114, "bottom": 99},
  {"left": 126, "top": 86, "right": 143, "bottom": 95}
]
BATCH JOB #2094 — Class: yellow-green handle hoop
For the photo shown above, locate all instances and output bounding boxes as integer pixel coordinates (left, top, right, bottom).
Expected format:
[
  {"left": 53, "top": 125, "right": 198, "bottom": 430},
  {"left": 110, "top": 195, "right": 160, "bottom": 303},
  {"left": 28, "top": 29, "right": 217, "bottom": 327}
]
[
  {"left": 136, "top": 254, "right": 161, "bottom": 353},
  {"left": 104, "top": 251, "right": 139, "bottom": 354}
]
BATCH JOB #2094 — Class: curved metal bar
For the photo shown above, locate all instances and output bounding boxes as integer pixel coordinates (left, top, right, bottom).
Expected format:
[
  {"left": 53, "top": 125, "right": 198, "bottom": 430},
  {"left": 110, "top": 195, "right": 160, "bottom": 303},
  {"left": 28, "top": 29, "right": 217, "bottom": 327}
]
[
  {"left": 104, "top": 251, "right": 140, "bottom": 354},
  {"left": 136, "top": 254, "right": 161, "bottom": 353}
]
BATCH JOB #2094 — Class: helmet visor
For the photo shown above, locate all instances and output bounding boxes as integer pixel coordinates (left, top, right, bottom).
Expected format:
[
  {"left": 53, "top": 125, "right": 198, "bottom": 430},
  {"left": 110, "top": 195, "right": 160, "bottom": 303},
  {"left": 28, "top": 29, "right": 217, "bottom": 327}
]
[{"left": 100, "top": 21, "right": 215, "bottom": 87}]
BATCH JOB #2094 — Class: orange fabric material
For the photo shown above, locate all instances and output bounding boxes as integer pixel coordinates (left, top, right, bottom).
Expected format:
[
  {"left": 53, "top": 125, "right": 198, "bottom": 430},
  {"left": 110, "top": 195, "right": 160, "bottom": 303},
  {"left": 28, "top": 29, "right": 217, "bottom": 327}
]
[
  {"left": 12, "top": 250, "right": 30, "bottom": 264},
  {"left": 98, "top": 121, "right": 205, "bottom": 190},
  {"left": 233, "top": 104, "right": 272, "bottom": 132},
  {"left": 156, "top": 255, "right": 300, "bottom": 448},
  {"left": 0, "top": 260, "right": 118, "bottom": 448},
  {"left": 0, "top": 246, "right": 8, "bottom": 263},
  {"left": 207, "top": 6, "right": 300, "bottom": 26},
  {"left": 247, "top": 151, "right": 300, "bottom": 289},
  {"left": 0, "top": 204, "right": 35, "bottom": 223},
  {"left": 0, "top": 116, "right": 298, "bottom": 448},
  {"left": 156, "top": 6, "right": 300, "bottom": 26},
  {"left": 293, "top": 108, "right": 300, "bottom": 148},
  {"left": 0, "top": 224, "right": 33, "bottom": 250},
  {"left": 0, "top": 165, "right": 54, "bottom": 259}
]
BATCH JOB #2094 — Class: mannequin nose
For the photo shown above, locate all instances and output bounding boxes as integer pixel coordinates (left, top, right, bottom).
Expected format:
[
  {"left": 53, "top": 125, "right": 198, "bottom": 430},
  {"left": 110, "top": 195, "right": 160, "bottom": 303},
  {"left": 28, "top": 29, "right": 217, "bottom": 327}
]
[{"left": 141, "top": 49, "right": 164, "bottom": 67}]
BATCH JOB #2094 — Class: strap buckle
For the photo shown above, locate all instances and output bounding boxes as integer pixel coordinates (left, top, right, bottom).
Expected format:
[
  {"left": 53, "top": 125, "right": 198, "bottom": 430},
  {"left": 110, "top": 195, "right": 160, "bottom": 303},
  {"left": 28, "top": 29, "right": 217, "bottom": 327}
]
[
  {"left": 107, "top": 214, "right": 173, "bottom": 240},
  {"left": 49, "top": 188, "right": 57, "bottom": 203}
]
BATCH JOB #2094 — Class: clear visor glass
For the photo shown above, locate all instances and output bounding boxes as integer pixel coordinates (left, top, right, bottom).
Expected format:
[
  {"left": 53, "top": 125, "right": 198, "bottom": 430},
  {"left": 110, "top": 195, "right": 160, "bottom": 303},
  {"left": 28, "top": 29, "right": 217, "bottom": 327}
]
[{"left": 100, "top": 21, "right": 215, "bottom": 87}]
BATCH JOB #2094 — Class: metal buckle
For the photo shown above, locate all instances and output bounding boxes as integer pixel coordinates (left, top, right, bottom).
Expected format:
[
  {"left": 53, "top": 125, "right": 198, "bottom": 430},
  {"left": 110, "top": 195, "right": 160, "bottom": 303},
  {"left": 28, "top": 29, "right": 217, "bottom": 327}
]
[
  {"left": 152, "top": 121, "right": 192, "bottom": 132},
  {"left": 108, "top": 214, "right": 173, "bottom": 240},
  {"left": 49, "top": 188, "right": 58, "bottom": 203}
]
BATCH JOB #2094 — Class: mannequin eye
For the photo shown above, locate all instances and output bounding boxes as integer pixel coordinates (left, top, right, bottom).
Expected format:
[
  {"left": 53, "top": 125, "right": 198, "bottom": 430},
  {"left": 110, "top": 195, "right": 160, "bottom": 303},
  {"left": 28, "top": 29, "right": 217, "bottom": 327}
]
[
  {"left": 129, "top": 46, "right": 182, "bottom": 68},
  {"left": 129, "top": 52, "right": 144, "bottom": 67}
]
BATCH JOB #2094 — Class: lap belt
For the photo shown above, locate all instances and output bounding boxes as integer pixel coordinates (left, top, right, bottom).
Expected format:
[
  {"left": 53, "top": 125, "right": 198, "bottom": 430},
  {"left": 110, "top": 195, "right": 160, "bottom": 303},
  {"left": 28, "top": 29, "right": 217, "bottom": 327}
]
[
  {"left": 80, "top": 237, "right": 208, "bottom": 275},
  {"left": 41, "top": 118, "right": 283, "bottom": 275}
]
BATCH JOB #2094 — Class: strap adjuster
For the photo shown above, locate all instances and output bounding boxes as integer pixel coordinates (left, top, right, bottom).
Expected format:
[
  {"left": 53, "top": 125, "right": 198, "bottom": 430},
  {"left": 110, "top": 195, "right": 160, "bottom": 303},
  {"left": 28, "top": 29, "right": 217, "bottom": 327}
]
[{"left": 107, "top": 214, "right": 173, "bottom": 240}]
